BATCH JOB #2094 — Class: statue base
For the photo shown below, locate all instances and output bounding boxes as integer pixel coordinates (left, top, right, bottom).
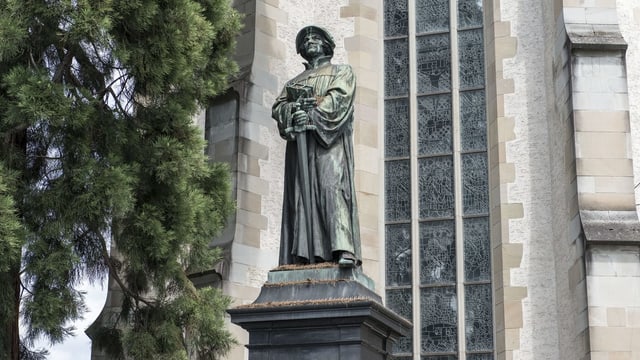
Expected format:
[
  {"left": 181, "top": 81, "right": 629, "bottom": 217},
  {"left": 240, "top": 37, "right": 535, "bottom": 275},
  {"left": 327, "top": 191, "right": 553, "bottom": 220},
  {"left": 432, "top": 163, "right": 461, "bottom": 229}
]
[{"left": 228, "top": 264, "right": 411, "bottom": 360}]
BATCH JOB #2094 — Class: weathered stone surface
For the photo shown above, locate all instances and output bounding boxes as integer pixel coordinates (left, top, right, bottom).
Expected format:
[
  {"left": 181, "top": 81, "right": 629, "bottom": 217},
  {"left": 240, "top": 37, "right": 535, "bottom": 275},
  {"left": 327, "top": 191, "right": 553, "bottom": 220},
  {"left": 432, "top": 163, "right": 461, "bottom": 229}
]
[
  {"left": 581, "top": 210, "right": 640, "bottom": 243},
  {"left": 566, "top": 24, "right": 627, "bottom": 50},
  {"left": 266, "top": 265, "right": 376, "bottom": 289}
]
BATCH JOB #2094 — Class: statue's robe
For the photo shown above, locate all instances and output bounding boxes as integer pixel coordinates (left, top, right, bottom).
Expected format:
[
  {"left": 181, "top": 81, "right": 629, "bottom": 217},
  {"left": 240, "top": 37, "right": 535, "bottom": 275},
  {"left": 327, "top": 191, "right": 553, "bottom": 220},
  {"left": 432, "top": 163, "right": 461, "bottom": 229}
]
[{"left": 272, "top": 58, "right": 361, "bottom": 265}]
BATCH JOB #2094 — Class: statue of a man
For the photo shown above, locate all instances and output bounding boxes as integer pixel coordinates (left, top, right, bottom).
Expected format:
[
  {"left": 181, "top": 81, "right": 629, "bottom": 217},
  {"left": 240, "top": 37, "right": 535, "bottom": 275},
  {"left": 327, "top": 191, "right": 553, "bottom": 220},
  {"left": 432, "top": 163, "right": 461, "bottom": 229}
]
[{"left": 272, "top": 26, "right": 361, "bottom": 267}]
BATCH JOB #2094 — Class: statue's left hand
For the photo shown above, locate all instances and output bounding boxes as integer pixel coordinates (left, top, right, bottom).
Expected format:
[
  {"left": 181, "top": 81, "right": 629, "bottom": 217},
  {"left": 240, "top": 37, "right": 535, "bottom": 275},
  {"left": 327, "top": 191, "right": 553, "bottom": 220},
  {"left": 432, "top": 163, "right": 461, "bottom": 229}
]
[{"left": 297, "top": 97, "right": 316, "bottom": 111}]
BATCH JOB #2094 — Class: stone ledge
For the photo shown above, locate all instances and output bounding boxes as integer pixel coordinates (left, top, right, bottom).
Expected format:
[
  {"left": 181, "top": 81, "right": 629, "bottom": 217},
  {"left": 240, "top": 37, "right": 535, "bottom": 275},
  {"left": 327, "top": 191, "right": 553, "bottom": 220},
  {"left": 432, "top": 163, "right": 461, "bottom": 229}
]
[
  {"left": 228, "top": 299, "right": 409, "bottom": 332},
  {"left": 248, "top": 266, "right": 380, "bottom": 305},
  {"left": 566, "top": 24, "right": 627, "bottom": 50},
  {"left": 581, "top": 210, "right": 640, "bottom": 244}
]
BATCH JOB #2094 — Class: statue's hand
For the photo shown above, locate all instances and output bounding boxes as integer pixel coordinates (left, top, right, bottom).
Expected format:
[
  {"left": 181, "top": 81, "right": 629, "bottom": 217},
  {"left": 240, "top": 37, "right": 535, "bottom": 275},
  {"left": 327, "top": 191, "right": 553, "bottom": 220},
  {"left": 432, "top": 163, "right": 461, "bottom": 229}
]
[
  {"left": 292, "top": 109, "right": 309, "bottom": 129},
  {"left": 297, "top": 97, "right": 316, "bottom": 111}
]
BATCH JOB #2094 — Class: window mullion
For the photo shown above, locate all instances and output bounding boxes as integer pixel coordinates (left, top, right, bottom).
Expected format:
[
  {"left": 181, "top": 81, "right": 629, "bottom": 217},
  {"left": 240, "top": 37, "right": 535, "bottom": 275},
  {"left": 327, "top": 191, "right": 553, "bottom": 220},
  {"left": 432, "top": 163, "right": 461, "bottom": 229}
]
[
  {"left": 450, "top": 0, "right": 467, "bottom": 359},
  {"left": 406, "top": 0, "right": 421, "bottom": 357}
]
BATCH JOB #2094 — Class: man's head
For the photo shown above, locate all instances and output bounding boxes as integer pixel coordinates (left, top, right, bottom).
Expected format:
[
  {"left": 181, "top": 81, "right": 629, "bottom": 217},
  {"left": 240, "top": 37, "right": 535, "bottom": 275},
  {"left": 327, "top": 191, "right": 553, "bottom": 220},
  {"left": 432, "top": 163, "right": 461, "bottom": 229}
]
[{"left": 296, "top": 26, "right": 335, "bottom": 61}]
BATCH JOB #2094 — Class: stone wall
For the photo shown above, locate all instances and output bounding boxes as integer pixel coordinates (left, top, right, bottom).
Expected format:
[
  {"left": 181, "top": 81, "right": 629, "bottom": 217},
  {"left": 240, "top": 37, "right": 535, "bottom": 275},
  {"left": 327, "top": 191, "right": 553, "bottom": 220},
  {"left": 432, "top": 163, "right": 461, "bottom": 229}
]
[
  {"left": 549, "top": 2, "right": 591, "bottom": 359},
  {"left": 486, "top": 0, "right": 591, "bottom": 358},
  {"left": 561, "top": 0, "right": 640, "bottom": 359},
  {"left": 619, "top": 1, "right": 640, "bottom": 212},
  {"left": 586, "top": 245, "right": 640, "bottom": 359},
  {"left": 503, "top": 0, "right": 561, "bottom": 357},
  {"left": 577, "top": 2, "right": 640, "bottom": 359}
]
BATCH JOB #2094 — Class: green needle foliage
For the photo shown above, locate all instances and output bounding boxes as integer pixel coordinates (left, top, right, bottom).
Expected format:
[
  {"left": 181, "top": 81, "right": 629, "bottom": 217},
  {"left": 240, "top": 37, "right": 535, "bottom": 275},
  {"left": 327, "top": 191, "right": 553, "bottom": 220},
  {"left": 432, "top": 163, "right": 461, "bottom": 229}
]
[{"left": 0, "top": 0, "right": 240, "bottom": 358}]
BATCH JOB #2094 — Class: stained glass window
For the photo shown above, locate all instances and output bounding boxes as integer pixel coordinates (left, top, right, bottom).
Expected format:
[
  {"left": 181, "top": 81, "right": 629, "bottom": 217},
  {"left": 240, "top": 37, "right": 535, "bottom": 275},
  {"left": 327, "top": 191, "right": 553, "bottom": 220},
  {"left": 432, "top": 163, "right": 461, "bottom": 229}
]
[
  {"left": 464, "top": 284, "right": 493, "bottom": 352},
  {"left": 458, "top": 0, "right": 483, "bottom": 29},
  {"left": 388, "top": 288, "right": 413, "bottom": 322},
  {"left": 419, "top": 156, "right": 454, "bottom": 219},
  {"left": 386, "top": 38, "right": 410, "bottom": 97},
  {"left": 386, "top": 160, "right": 412, "bottom": 222},
  {"left": 460, "top": 90, "right": 486, "bottom": 152},
  {"left": 416, "top": 0, "right": 449, "bottom": 34},
  {"left": 421, "top": 287, "right": 458, "bottom": 353},
  {"left": 387, "top": 224, "right": 413, "bottom": 286},
  {"left": 463, "top": 217, "right": 490, "bottom": 282},
  {"left": 418, "top": 94, "right": 452, "bottom": 156},
  {"left": 459, "top": 29, "right": 485, "bottom": 90},
  {"left": 420, "top": 220, "right": 456, "bottom": 285},
  {"left": 384, "top": 0, "right": 492, "bottom": 359},
  {"left": 387, "top": 98, "right": 411, "bottom": 158},
  {"left": 388, "top": 288, "right": 414, "bottom": 354},
  {"left": 417, "top": 34, "right": 451, "bottom": 94},
  {"left": 385, "top": 0, "right": 409, "bottom": 37},
  {"left": 461, "top": 153, "right": 488, "bottom": 216}
]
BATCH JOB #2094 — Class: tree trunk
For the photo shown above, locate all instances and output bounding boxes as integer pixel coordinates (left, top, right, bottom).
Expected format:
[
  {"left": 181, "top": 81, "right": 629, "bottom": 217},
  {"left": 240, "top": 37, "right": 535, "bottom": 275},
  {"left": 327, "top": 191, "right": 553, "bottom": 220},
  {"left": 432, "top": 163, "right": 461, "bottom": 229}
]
[
  {"left": 1, "top": 266, "right": 20, "bottom": 360},
  {"left": 10, "top": 266, "right": 19, "bottom": 360}
]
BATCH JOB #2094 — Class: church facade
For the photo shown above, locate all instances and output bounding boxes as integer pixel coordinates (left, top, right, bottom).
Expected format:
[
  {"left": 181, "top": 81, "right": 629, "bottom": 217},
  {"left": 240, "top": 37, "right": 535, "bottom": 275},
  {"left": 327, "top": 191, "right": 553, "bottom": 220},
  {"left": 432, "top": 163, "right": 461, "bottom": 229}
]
[{"left": 92, "top": 0, "right": 640, "bottom": 359}]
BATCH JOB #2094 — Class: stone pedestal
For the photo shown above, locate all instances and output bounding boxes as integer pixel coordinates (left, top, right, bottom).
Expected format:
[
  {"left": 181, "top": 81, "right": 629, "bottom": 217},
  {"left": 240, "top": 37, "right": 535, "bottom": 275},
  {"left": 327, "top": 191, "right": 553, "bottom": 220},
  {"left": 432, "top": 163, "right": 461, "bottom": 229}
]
[{"left": 228, "top": 265, "right": 411, "bottom": 360}]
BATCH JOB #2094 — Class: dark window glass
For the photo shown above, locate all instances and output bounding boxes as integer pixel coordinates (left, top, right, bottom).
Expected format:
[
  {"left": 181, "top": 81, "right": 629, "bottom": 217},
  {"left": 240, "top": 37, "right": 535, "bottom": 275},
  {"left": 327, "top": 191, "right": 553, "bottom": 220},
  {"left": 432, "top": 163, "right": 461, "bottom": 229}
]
[
  {"left": 464, "top": 284, "right": 494, "bottom": 352},
  {"left": 386, "top": 38, "right": 410, "bottom": 97},
  {"left": 386, "top": 160, "right": 412, "bottom": 221},
  {"left": 418, "top": 94, "right": 452, "bottom": 156},
  {"left": 416, "top": 34, "right": 451, "bottom": 94},
  {"left": 416, "top": 0, "right": 450, "bottom": 34},
  {"left": 458, "top": 29, "right": 485, "bottom": 90},
  {"left": 461, "top": 152, "right": 488, "bottom": 216},
  {"left": 467, "top": 354, "right": 494, "bottom": 360},
  {"left": 385, "top": 1, "right": 492, "bottom": 357},
  {"left": 421, "top": 286, "right": 458, "bottom": 353},
  {"left": 458, "top": 0, "right": 483, "bottom": 29},
  {"left": 387, "top": 288, "right": 414, "bottom": 354},
  {"left": 419, "top": 156, "right": 455, "bottom": 219},
  {"left": 387, "top": 224, "right": 413, "bottom": 286},
  {"left": 385, "top": 0, "right": 409, "bottom": 37},
  {"left": 386, "top": 98, "right": 411, "bottom": 158},
  {"left": 205, "top": 94, "right": 238, "bottom": 161},
  {"left": 463, "top": 217, "right": 491, "bottom": 282},
  {"left": 460, "top": 90, "right": 486, "bottom": 152},
  {"left": 420, "top": 220, "right": 456, "bottom": 285}
]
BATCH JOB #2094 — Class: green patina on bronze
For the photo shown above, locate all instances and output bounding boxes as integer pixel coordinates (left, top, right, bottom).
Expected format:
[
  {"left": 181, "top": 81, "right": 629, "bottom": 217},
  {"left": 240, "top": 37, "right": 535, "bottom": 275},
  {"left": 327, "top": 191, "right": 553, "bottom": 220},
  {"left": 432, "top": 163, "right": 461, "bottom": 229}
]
[{"left": 272, "top": 26, "right": 361, "bottom": 266}]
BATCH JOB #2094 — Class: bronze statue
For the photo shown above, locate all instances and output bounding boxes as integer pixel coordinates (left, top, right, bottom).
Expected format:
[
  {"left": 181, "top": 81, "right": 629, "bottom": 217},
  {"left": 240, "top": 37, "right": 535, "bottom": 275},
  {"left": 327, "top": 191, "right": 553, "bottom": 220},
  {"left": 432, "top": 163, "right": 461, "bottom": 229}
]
[{"left": 272, "top": 26, "right": 361, "bottom": 267}]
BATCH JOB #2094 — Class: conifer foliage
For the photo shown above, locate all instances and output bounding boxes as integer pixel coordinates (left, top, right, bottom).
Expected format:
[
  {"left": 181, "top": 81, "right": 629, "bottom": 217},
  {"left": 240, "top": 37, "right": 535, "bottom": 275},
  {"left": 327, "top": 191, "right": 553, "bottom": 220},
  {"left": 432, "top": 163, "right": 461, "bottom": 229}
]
[{"left": 0, "top": 0, "right": 240, "bottom": 358}]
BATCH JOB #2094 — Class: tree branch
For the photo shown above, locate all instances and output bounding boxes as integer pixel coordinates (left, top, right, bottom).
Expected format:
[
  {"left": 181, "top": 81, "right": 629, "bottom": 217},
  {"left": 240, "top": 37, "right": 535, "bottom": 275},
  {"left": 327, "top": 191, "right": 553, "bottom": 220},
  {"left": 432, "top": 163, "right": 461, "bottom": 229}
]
[
  {"left": 52, "top": 49, "right": 73, "bottom": 84},
  {"left": 97, "top": 232, "right": 154, "bottom": 308}
]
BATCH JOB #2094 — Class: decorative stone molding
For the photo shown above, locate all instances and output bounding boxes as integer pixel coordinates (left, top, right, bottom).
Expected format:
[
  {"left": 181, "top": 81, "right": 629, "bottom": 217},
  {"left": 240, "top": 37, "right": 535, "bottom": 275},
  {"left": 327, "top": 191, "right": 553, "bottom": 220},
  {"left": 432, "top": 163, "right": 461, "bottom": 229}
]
[{"left": 484, "top": 1, "right": 526, "bottom": 359}]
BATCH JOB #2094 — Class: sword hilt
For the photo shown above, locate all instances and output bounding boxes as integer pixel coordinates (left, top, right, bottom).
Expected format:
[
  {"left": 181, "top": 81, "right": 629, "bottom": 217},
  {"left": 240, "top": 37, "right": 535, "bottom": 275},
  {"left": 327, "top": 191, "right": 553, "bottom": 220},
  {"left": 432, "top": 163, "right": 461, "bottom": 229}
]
[{"left": 288, "top": 102, "right": 316, "bottom": 134}]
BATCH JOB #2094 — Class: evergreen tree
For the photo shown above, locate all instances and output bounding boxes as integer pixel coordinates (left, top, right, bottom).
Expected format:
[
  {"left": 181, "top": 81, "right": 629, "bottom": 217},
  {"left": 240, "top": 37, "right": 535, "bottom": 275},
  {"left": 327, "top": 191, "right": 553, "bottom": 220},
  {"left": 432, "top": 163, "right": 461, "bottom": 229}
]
[{"left": 0, "top": 0, "right": 241, "bottom": 358}]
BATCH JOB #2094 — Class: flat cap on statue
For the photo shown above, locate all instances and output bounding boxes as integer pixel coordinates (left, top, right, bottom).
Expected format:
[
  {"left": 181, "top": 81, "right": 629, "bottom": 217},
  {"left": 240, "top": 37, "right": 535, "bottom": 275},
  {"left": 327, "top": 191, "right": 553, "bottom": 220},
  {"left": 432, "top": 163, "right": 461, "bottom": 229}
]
[{"left": 295, "top": 25, "right": 336, "bottom": 54}]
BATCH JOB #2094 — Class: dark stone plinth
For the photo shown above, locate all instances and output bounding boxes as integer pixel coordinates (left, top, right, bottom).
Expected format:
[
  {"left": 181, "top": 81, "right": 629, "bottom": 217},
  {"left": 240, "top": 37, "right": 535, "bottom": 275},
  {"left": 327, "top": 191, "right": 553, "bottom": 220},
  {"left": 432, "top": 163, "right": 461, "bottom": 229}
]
[{"left": 228, "top": 266, "right": 411, "bottom": 360}]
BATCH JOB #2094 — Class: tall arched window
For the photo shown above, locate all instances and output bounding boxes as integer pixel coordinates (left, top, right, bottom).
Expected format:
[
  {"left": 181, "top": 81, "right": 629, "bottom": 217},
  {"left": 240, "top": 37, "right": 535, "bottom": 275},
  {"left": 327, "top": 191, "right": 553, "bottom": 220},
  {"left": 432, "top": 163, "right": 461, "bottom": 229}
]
[{"left": 384, "top": 1, "right": 493, "bottom": 359}]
